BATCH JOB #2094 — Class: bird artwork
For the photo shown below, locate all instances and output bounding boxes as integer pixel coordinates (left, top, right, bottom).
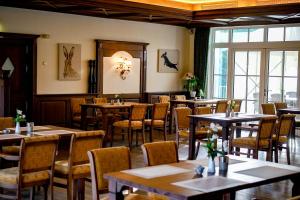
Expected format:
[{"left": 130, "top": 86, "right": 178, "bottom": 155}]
[
  {"left": 158, "top": 49, "right": 179, "bottom": 73},
  {"left": 161, "top": 52, "right": 178, "bottom": 71}
]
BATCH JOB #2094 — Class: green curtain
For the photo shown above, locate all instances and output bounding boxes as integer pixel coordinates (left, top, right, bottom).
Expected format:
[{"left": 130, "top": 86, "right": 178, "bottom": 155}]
[{"left": 194, "top": 27, "right": 210, "bottom": 96}]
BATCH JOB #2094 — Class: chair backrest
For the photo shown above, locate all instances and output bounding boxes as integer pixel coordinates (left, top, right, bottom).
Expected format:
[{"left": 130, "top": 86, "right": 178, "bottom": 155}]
[
  {"left": 141, "top": 141, "right": 178, "bottom": 166},
  {"left": 257, "top": 116, "right": 277, "bottom": 141},
  {"left": 194, "top": 107, "right": 211, "bottom": 127},
  {"left": 130, "top": 104, "right": 148, "bottom": 121},
  {"left": 261, "top": 103, "right": 276, "bottom": 115},
  {"left": 277, "top": 114, "right": 295, "bottom": 138},
  {"left": 233, "top": 99, "right": 242, "bottom": 112},
  {"left": 70, "top": 98, "right": 86, "bottom": 116},
  {"left": 274, "top": 102, "right": 287, "bottom": 110},
  {"left": 94, "top": 97, "right": 108, "bottom": 104},
  {"left": 175, "top": 95, "right": 186, "bottom": 101},
  {"left": 0, "top": 117, "right": 14, "bottom": 130},
  {"left": 152, "top": 103, "right": 169, "bottom": 121},
  {"left": 19, "top": 135, "right": 59, "bottom": 180},
  {"left": 215, "top": 100, "right": 228, "bottom": 113},
  {"left": 174, "top": 107, "right": 192, "bottom": 130},
  {"left": 88, "top": 146, "right": 131, "bottom": 199},
  {"left": 69, "top": 130, "right": 105, "bottom": 166},
  {"left": 159, "top": 95, "right": 170, "bottom": 103}
]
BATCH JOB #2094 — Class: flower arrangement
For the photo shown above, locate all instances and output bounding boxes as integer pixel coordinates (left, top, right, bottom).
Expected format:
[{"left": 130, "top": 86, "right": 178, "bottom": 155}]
[
  {"left": 15, "top": 109, "right": 26, "bottom": 123},
  {"left": 205, "top": 123, "right": 224, "bottom": 160},
  {"left": 182, "top": 72, "right": 198, "bottom": 92},
  {"left": 228, "top": 100, "right": 236, "bottom": 111}
]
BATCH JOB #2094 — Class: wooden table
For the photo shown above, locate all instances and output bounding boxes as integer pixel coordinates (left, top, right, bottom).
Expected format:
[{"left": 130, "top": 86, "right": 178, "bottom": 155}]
[
  {"left": 188, "top": 113, "right": 275, "bottom": 160},
  {"left": 169, "top": 99, "right": 220, "bottom": 134},
  {"left": 277, "top": 108, "right": 300, "bottom": 139},
  {"left": 105, "top": 155, "right": 300, "bottom": 200}
]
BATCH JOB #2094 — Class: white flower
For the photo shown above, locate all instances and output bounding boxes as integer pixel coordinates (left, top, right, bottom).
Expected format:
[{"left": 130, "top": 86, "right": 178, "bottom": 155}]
[
  {"left": 182, "top": 72, "right": 194, "bottom": 80},
  {"left": 22, "top": 115, "right": 26, "bottom": 118},
  {"left": 17, "top": 109, "right": 22, "bottom": 115},
  {"left": 212, "top": 133, "right": 218, "bottom": 140},
  {"left": 210, "top": 123, "right": 216, "bottom": 129}
]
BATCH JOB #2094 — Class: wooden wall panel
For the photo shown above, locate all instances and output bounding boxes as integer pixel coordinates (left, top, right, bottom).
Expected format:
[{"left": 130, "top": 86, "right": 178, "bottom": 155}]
[{"left": 40, "top": 101, "right": 66, "bottom": 126}]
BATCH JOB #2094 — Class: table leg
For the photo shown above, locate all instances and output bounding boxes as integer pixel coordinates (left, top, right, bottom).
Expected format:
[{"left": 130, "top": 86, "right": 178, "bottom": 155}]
[
  {"left": 188, "top": 117, "right": 196, "bottom": 160},
  {"left": 80, "top": 106, "right": 88, "bottom": 130},
  {"left": 101, "top": 109, "right": 110, "bottom": 147},
  {"left": 169, "top": 101, "right": 175, "bottom": 134},
  {"left": 108, "top": 180, "right": 125, "bottom": 200},
  {"left": 235, "top": 122, "right": 241, "bottom": 154},
  {"left": 291, "top": 176, "right": 300, "bottom": 196}
]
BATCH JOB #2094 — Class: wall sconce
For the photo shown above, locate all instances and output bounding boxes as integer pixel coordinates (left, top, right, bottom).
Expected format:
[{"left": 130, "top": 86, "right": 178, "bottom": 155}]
[{"left": 113, "top": 57, "right": 132, "bottom": 80}]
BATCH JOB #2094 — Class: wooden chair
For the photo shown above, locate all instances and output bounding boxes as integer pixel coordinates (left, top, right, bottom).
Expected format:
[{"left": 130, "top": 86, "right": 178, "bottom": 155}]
[
  {"left": 145, "top": 103, "right": 169, "bottom": 142},
  {"left": 113, "top": 104, "right": 148, "bottom": 149},
  {"left": 70, "top": 97, "right": 86, "bottom": 128},
  {"left": 141, "top": 141, "right": 178, "bottom": 166},
  {"left": 215, "top": 100, "right": 228, "bottom": 113},
  {"left": 0, "top": 135, "right": 59, "bottom": 199},
  {"left": 261, "top": 103, "right": 276, "bottom": 115},
  {"left": 141, "top": 141, "right": 178, "bottom": 200},
  {"left": 88, "top": 146, "right": 149, "bottom": 200},
  {"left": 0, "top": 117, "right": 20, "bottom": 159},
  {"left": 174, "top": 95, "right": 186, "bottom": 107},
  {"left": 93, "top": 97, "right": 108, "bottom": 104},
  {"left": 273, "top": 114, "right": 295, "bottom": 165},
  {"left": 54, "top": 130, "right": 105, "bottom": 200},
  {"left": 158, "top": 95, "right": 170, "bottom": 104},
  {"left": 174, "top": 107, "right": 210, "bottom": 157},
  {"left": 274, "top": 102, "right": 287, "bottom": 110},
  {"left": 233, "top": 99, "right": 242, "bottom": 112},
  {"left": 229, "top": 116, "right": 277, "bottom": 161}
]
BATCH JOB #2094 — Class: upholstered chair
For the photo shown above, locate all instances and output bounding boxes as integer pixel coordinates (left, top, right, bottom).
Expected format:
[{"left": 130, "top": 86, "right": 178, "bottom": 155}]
[
  {"left": 174, "top": 95, "right": 187, "bottom": 107},
  {"left": 261, "top": 103, "right": 276, "bottom": 115},
  {"left": 158, "top": 95, "right": 170, "bottom": 104},
  {"left": 0, "top": 135, "right": 59, "bottom": 199},
  {"left": 230, "top": 116, "right": 277, "bottom": 161},
  {"left": 94, "top": 97, "right": 108, "bottom": 104},
  {"left": 215, "top": 100, "right": 228, "bottom": 113},
  {"left": 113, "top": 104, "right": 148, "bottom": 148},
  {"left": 273, "top": 114, "right": 295, "bottom": 165},
  {"left": 88, "top": 146, "right": 149, "bottom": 200},
  {"left": 141, "top": 141, "right": 179, "bottom": 200},
  {"left": 0, "top": 117, "right": 20, "bottom": 160},
  {"left": 54, "top": 130, "right": 105, "bottom": 200},
  {"left": 274, "top": 102, "right": 287, "bottom": 111},
  {"left": 233, "top": 99, "right": 242, "bottom": 112},
  {"left": 144, "top": 103, "right": 169, "bottom": 142},
  {"left": 70, "top": 97, "right": 86, "bottom": 128}
]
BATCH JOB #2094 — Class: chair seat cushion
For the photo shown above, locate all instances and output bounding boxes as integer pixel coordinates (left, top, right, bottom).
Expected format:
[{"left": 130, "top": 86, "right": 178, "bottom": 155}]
[
  {"left": 144, "top": 119, "right": 164, "bottom": 126},
  {"left": 232, "top": 137, "right": 270, "bottom": 149},
  {"left": 113, "top": 120, "right": 143, "bottom": 129},
  {"left": 55, "top": 160, "right": 90, "bottom": 176},
  {"left": 2, "top": 145, "right": 20, "bottom": 155},
  {"left": 179, "top": 128, "right": 209, "bottom": 138},
  {"left": 102, "top": 193, "right": 150, "bottom": 200},
  {"left": 0, "top": 167, "right": 50, "bottom": 185},
  {"left": 148, "top": 192, "right": 168, "bottom": 200},
  {"left": 272, "top": 135, "right": 288, "bottom": 143}
]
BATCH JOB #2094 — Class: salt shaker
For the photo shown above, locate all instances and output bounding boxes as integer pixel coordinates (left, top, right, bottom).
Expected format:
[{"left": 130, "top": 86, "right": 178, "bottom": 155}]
[{"left": 27, "top": 122, "right": 34, "bottom": 133}]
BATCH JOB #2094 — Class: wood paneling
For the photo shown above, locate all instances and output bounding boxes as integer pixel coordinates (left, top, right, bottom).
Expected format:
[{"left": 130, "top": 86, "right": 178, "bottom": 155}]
[{"left": 145, "top": 91, "right": 188, "bottom": 104}]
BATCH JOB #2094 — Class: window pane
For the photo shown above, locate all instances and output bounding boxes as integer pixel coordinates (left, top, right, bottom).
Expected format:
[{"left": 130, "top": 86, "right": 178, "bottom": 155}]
[
  {"left": 248, "top": 51, "right": 261, "bottom": 76},
  {"left": 284, "top": 78, "right": 297, "bottom": 107},
  {"left": 268, "top": 51, "right": 283, "bottom": 76},
  {"left": 247, "top": 76, "right": 260, "bottom": 100},
  {"left": 233, "top": 29, "right": 248, "bottom": 43},
  {"left": 268, "top": 27, "right": 284, "bottom": 42},
  {"left": 285, "top": 27, "right": 300, "bottom": 41},
  {"left": 268, "top": 77, "right": 282, "bottom": 102},
  {"left": 215, "top": 30, "right": 229, "bottom": 43},
  {"left": 284, "top": 51, "right": 298, "bottom": 76},
  {"left": 234, "top": 76, "right": 246, "bottom": 99},
  {"left": 214, "top": 75, "right": 227, "bottom": 98},
  {"left": 249, "top": 28, "right": 264, "bottom": 42},
  {"left": 214, "top": 48, "right": 228, "bottom": 75},
  {"left": 234, "top": 51, "right": 247, "bottom": 75}
]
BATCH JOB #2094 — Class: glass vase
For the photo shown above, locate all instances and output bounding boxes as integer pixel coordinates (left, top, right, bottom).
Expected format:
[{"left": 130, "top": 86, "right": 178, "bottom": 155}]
[
  {"left": 207, "top": 156, "right": 216, "bottom": 174},
  {"left": 15, "top": 122, "right": 21, "bottom": 134}
]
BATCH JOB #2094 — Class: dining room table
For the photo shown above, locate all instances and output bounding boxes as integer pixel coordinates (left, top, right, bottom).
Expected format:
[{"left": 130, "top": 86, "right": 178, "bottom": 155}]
[
  {"left": 188, "top": 113, "right": 276, "bottom": 160},
  {"left": 104, "top": 155, "right": 300, "bottom": 200},
  {"left": 169, "top": 99, "right": 220, "bottom": 134}
]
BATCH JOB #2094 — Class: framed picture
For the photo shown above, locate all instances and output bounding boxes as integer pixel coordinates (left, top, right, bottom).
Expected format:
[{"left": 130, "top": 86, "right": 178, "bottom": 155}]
[
  {"left": 58, "top": 43, "right": 81, "bottom": 80},
  {"left": 158, "top": 49, "right": 179, "bottom": 73}
]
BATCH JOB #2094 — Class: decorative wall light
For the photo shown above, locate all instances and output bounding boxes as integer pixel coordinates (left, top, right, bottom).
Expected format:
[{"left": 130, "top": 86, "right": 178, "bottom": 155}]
[{"left": 113, "top": 54, "right": 133, "bottom": 80}]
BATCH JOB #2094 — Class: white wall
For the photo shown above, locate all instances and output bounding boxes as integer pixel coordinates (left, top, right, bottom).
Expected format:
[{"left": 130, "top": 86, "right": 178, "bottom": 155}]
[{"left": 0, "top": 6, "right": 194, "bottom": 94}]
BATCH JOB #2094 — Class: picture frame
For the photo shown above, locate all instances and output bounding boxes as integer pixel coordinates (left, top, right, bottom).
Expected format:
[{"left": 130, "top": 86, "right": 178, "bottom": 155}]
[{"left": 158, "top": 49, "right": 179, "bottom": 73}]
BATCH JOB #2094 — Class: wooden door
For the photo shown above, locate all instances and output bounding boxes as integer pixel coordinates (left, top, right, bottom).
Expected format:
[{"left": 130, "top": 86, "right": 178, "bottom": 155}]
[{"left": 0, "top": 33, "right": 38, "bottom": 119}]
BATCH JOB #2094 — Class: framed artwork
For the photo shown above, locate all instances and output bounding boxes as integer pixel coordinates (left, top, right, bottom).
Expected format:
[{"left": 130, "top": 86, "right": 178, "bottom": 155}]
[
  {"left": 58, "top": 43, "right": 81, "bottom": 80},
  {"left": 158, "top": 49, "right": 179, "bottom": 73}
]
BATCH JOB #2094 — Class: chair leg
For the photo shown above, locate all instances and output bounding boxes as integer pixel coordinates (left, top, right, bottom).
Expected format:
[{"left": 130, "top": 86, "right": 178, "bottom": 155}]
[
  {"left": 253, "top": 150, "right": 258, "bottom": 159},
  {"left": 141, "top": 126, "right": 145, "bottom": 144},
  {"left": 78, "top": 179, "right": 85, "bottom": 200},
  {"left": 287, "top": 142, "right": 291, "bottom": 165},
  {"left": 149, "top": 127, "right": 153, "bottom": 142},
  {"left": 275, "top": 145, "right": 279, "bottom": 163},
  {"left": 135, "top": 130, "right": 139, "bottom": 146},
  {"left": 30, "top": 186, "right": 35, "bottom": 200},
  {"left": 247, "top": 149, "right": 251, "bottom": 158},
  {"left": 195, "top": 141, "right": 201, "bottom": 158},
  {"left": 67, "top": 177, "right": 73, "bottom": 200},
  {"left": 72, "top": 179, "right": 77, "bottom": 200},
  {"left": 163, "top": 125, "right": 167, "bottom": 141},
  {"left": 43, "top": 184, "right": 48, "bottom": 200},
  {"left": 128, "top": 129, "right": 132, "bottom": 149}
]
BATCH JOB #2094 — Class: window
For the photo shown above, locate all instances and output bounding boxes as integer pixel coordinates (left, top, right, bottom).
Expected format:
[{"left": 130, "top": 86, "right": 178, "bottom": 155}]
[
  {"left": 268, "top": 27, "right": 284, "bottom": 42},
  {"left": 285, "top": 27, "right": 300, "bottom": 41},
  {"left": 214, "top": 29, "right": 229, "bottom": 43},
  {"left": 213, "top": 48, "right": 228, "bottom": 99}
]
